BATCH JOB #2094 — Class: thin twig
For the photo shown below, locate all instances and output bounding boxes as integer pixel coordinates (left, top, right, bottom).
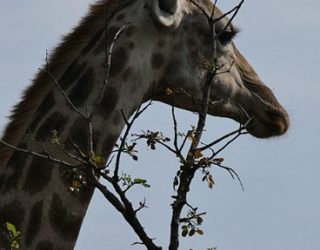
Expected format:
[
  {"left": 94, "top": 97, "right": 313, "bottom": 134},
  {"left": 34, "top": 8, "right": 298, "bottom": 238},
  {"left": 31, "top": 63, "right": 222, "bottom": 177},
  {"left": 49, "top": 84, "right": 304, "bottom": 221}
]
[
  {"left": 179, "top": 212, "right": 207, "bottom": 223},
  {"left": 88, "top": 121, "right": 94, "bottom": 154},
  {"left": 134, "top": 198, "right": 148, "bottom": 214},
  {"left": 213, "top": 0, "right": 244, "bottom": 28},
  {"left": 0, "top": 139, "right": 76, "bottom": 168},
  {"left": 97, "top": 22, "right": 131, "bottom": 109},
  {"left": 189, "top": 0, "right": 209, "bottom": 19},
  {"left": 113, "top": 101, "right": 152, "bottom": 180},
  {"left": 178, "top": 132, "right": 189, "bottom": 153},
  {"left": 220, "top": 0, "right": 244, "bottom": 32},
  {"left": 213, "top": 163, "right": 244, "bottom": 191},
  {"left": 156, "top": 140, "right": 178, "bottom": 155},
  {"left": 44, "top": 51, "right": 88, "bottom": 120},
  {"left": 199, "top": 118, "right": 252, "bottom": 151}
]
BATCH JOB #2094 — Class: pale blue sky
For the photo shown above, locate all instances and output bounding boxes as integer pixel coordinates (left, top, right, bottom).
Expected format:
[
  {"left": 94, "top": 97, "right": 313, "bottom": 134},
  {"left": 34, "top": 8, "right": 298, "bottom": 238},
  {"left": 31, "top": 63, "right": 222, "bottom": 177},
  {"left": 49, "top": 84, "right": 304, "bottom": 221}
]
[{"left": 0, "top": 1, "right": 319, "bottom": 250}]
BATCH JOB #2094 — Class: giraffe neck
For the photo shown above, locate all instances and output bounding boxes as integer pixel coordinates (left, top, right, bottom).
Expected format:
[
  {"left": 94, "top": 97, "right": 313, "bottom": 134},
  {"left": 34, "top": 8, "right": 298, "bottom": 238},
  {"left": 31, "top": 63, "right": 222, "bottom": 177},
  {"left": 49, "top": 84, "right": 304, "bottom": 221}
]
[{"left": 0, "top": 1, "right": 151, "bottom": 249}]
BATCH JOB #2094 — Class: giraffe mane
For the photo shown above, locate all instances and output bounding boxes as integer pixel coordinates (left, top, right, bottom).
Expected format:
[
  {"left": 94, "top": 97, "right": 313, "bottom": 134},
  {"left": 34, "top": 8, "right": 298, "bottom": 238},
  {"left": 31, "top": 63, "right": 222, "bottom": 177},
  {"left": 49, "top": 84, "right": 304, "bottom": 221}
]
[{"left": 0, "top": 0, "right": 125, "bottom": 167}]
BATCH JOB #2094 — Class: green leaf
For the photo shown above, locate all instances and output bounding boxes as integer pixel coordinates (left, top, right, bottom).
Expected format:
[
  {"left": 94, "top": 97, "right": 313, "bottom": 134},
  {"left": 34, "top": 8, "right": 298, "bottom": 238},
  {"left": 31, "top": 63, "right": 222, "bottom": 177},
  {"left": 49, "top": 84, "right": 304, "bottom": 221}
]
[
  {"left": 208, "top": 174, "right": 215, "bottom": 189},
  {"left": 196, "top": 228, "right": 204, "bottom": 235},
  {"left": 49, "top": 130, "right": 60, "bottom": 144},
  {"left": 133, "top": 178, "right": 151, "bottom": 188},
  {"left": 189, "top": 228, "right": 195, "bottom": 236},
  {"left": 197, "top": 217, "right": 203, "bottom": 225},
  {"left": 6, "top": 222, "right": 16, "bottom": 234},
  {"left": 90, "top": 152, "right": 105, "bottom": 168},
  {"left": 182, "top": 229, "right": 188, "bottom": 237},
  {"left": 181, "top": 225, "right": 188, "bottom": 230},
  {"left": 6, "top": 222, "right": 20, "bottom": 248},
  {"left": 133, "top": 178, "right": 146, "bottom": 184}
]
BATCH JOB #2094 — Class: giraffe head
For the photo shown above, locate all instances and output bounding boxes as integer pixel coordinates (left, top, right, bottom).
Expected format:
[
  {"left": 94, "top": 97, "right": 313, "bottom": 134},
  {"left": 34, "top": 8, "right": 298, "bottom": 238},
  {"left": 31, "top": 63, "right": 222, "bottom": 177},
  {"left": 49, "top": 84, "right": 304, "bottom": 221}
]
[{"left": 137, "top": 0, "right": 289, "bottom": 138}]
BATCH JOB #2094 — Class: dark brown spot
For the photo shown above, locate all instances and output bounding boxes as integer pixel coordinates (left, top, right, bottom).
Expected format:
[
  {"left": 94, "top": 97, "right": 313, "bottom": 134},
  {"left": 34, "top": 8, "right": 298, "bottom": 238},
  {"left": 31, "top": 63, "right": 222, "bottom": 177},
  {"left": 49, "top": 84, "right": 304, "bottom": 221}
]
[
  {"left": 29, "top": 92, "right": 55, "bottom": 132},
  {"left": 1, "top": 144, "right": 29, "bottom": 193},
  {"left": 187, "top": 37, "right": 196, "bottom": 47},
  {"left": 96, "top": 86, "right": 119, "bottom": 119},
  {"left": 64, "top": 117, "right": 89, "bottom": 153},
  {"left": 0, "top": 175, "right": 5, "bottom": 192},
  {"left": 35, "top": 240, "right": 53, "bottom": 250},
  {"left": 172, "top": 76, "right": 189, "bottom": 88},
  {"left": 116, "top": 13, "right": 126, "bottom": 21},
  {"left": 102, "top": 134, "right": 119, "bottom": 154},
  {"left": 188, "top": 50, "right": 201, "bottom": 68},
  {"left": 110, "top": 47, "right": 128, "bottom": 77},
  {"left": 48, "top": 193, "right": 82, "bottom": 240},
  {"left": 35, "top": 111, "right": 68, "bottom": 141},
  {"left": 142, "top": 82, "right": 155, "bottom": 102},
  {"left": 75, "top": 175, "right": 95, "bottom": 205},
  {"left": 122, "top": 67, "right": 133, "bottom": 82},
  {"left": 0, "top": 200, "right": 25, "bottom": 229},
  {"left": 112, "top": 112, "right": 121, "bottom": 126},
  {"left": 196, "top": 25, "right": 211, "bottom": 45},
  {"left": 173, "top": 42, "right": 184, "bottom": 53},
  {"left": 23, "top": 154, "right": 54, "bottom": 195},
  {"left": 68, "top": 67, "right": 95, "bottom": 107},
  {"left": 25, "top": 201, "right": 44, "bottom": 246},
  {"left": 59, "top": 61, "right": 87, "bottom": 90},
  {"left": 130, "top": 83, "right": 138, "bottom": 93},
  {"left": 93, "top": 40, "right": 105, "bottom": 55},
  {"left": 151, "top": 53, "right": 165, "bottom": 69},
  {"left": 81, "top": 28, "right": 104, "bottom": 55},
  {"left": 161, "top": 59, "right": 183, "bottom": 85},
  {"left": 128, "top": 42, "right": 135, "bottom": 50},
  {"left": 158, "top": 40, "right": 165, "bottom": 47}
]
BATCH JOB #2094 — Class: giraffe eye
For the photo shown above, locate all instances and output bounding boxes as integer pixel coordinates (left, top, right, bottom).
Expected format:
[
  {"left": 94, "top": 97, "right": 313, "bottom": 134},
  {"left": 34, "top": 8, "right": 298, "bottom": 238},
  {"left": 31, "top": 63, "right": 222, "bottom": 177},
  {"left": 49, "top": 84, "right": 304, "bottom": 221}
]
[
  {"left": 216, "top": 26, "right": 239, "bottom": 45},
  {"left": 217, "top": 30, "right": 237, "bottom": 44}
]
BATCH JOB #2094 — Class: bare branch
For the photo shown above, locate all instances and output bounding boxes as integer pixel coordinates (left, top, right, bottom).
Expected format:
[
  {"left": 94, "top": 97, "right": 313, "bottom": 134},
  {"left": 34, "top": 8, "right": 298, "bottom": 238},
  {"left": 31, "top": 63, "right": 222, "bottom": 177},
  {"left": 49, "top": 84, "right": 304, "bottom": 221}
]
[
  {"left": 170, "top": 96, "right": 180, "bottom": 153},
  {"left": 169, "top": 1, "right": 245, "bottom": 249},
  {"left": 90, "top": 170, "right": 126, "bottom": 213}
]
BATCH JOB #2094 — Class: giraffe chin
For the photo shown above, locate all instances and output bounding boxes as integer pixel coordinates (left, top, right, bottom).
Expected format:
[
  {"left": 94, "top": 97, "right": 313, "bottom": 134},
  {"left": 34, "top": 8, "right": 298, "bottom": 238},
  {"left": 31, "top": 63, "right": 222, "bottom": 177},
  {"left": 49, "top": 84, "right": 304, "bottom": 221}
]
[
  {"left": 207, "top": 102, "right": 289, "bottom": 139},
  {"left": 246, "top": 110, "right": 290, "bottom": 138}
]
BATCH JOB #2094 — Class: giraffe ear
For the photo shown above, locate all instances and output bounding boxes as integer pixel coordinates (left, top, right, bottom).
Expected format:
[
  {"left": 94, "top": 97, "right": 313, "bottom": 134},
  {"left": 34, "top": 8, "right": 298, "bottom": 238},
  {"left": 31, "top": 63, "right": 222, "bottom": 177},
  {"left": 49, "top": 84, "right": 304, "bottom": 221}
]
[{"left": 152, "top": 0, "right": 183, "bottom": 28}]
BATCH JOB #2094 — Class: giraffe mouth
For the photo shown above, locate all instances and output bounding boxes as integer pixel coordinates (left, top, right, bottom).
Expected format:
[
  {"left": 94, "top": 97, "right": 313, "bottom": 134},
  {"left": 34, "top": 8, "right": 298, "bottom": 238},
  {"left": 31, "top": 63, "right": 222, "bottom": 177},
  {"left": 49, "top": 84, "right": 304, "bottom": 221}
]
[
  {"left": 241, "top": 90, "right": 290, "bottom": 138},
  {"left": 245, "top": 109, "right": 289, "bottom": 138},
  {"left": 208, "top": 99, "right": 289, "bottom": 138}
]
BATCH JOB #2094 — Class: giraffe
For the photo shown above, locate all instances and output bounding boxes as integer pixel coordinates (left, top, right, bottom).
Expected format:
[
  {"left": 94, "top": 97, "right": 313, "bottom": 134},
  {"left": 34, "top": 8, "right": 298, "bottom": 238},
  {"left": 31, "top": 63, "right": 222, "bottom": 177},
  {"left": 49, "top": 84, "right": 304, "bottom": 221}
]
[{"left": 0, "top": 0, "right": 289, "bottom": 249}]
